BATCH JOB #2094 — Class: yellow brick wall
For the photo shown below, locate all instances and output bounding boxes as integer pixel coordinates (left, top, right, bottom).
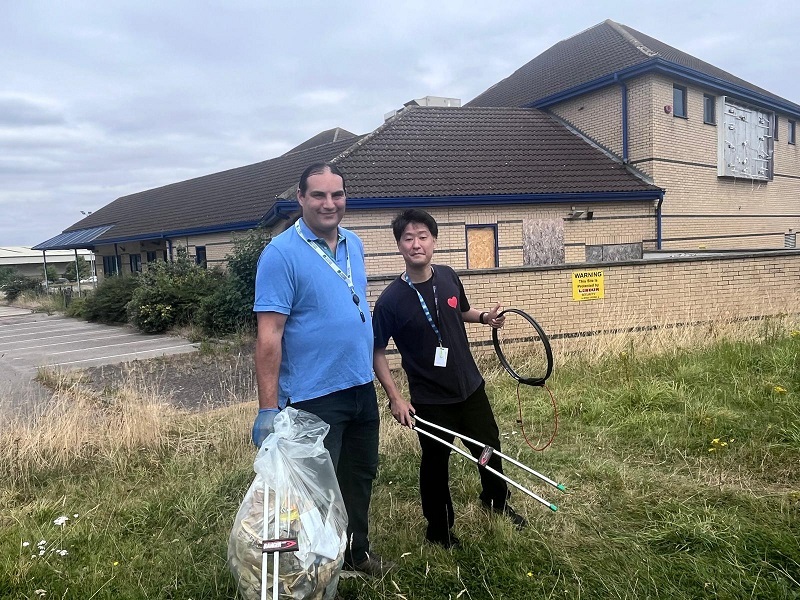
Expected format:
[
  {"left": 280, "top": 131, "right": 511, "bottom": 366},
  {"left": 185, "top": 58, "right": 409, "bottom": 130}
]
[
  {"left": 639, "top": 74, "right": 800, "bottom": 249},
  {"left": 368, "top": 250, "right": 800, "bottom": 366},
  {"left": 343, "top": 202, "right": 655, "bottom": 275},
  {"left": 550, "top": 85, "right": 624, "bottom": 155},
  {"left": 184, "top": 232, "right": 240, "bottom": 267},
  {"left": 548, "top": 73, "right": 800, "bottom": 250}
]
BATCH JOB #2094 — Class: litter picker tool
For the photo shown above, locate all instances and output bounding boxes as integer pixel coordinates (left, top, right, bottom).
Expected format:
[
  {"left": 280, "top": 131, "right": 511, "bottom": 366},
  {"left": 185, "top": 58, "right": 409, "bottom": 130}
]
[
  {"left": 261, "top": 484, "right": 298, "bottom": 600},
  {"left": 412, "top": 414, "right": 566, "bottom": 512}
]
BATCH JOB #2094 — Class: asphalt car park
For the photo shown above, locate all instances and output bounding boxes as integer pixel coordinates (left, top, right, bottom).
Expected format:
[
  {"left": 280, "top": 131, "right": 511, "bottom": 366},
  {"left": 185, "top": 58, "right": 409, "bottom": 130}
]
[{"left": 0, "top": 309, "right": 198, "bottom": 416}]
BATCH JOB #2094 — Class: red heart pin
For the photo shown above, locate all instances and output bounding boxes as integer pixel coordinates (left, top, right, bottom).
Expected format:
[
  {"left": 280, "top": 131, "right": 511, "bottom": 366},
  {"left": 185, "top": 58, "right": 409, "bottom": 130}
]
[{"left": 447, "top": 296, "right": 458, "bottom": 308}]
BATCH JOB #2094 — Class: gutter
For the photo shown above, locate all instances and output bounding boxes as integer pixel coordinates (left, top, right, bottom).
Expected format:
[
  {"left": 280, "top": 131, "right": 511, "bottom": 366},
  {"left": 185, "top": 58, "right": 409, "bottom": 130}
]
[
  {"left": 264, "top": 190, "right": 664, "bottom": 227},
  {"left": 530, "top": 57, "right": 800, "bottom": 120}
]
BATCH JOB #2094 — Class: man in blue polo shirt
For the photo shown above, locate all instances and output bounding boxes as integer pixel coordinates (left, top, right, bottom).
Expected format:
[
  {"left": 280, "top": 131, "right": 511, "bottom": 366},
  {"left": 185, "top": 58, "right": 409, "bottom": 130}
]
[{"left": 252, "top": 162, "right": 392, "bottom": 577}]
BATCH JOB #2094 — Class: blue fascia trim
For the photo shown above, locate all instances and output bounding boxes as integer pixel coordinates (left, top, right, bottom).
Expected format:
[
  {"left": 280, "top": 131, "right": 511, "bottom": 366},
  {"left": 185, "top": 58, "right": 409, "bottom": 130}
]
[
  {"left": 265, "top": 191, "right": 663, "bottom": 225},
  {"left": 91, "top": 221, "right": 262, "bottom": 247},
  {"left": 531, "top": 58, "right": 800, "bottom": 118}
]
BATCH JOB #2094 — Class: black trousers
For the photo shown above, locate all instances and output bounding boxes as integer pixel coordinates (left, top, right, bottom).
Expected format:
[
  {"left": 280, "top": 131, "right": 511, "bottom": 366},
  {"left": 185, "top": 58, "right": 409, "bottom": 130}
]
[
  {"left": 412, "top": 382, "right": 509, "bottom": 538},
  {"left": 292, "top": 382, "right": 380, "bottom": 564}
]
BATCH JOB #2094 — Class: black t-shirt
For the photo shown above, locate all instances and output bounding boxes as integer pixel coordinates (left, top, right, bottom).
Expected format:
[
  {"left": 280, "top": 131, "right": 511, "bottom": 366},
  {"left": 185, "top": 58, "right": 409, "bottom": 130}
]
[{"left": 373, "top": 264, "right": 483, "bottom": 405}]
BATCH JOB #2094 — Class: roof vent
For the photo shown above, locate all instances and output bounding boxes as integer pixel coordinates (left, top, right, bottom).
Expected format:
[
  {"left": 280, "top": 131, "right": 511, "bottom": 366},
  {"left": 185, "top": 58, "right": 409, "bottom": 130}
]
[{"left": 384, "top": 96, "right": 461, "bottom": 121}]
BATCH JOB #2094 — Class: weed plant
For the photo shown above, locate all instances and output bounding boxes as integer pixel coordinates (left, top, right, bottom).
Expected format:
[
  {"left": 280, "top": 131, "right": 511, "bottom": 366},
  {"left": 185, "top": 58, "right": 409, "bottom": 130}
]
[{"left": 1, "top": 325, "right": 798, "bottom": 599}]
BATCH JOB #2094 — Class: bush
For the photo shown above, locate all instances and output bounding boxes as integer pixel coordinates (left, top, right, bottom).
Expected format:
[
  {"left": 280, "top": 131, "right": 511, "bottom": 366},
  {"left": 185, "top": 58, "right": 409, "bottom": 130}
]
[
  {"left": 198, "top": 229, "right": 270, "bottom": 336},
  {"left": 83, "top": 275, "right": 140, "bottom": 324},
  {"left": 4, "top": 275, "right": 42, "bottom": 302},
  {"left": 64, "top": 296, "right": 88, "bottom": 318},
  {"left": 127, "top": 247, "right": 222, "bottom": 334},
  {"left": 0, "top": 266, "right": 16, "bottom": 288}
]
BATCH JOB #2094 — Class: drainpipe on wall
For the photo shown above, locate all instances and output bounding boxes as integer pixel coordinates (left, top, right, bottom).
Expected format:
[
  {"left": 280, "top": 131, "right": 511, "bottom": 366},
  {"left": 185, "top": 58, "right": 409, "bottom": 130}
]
[
  {"left": 656, "top": 191, "right": 665, "bottom": 250},
  {"left": 615, "top": 73, "right": 629, "bottom": 163},
  {"left": 167, "top": 239, "right": 174, "bottom": 262},
  {"left": 114, "top": 243, "right": 120, "bottom": 276}
]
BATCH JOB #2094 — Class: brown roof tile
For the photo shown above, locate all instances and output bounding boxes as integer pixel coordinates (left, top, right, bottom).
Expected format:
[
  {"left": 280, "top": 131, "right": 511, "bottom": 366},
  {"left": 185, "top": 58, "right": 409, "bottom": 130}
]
[
  {"left": 64, "top": 135, "right": 362, "bottom": 243},
  {"left": 467, "top": 20, "right": 799, "bottom": 112},
  {"left": 335, "top": 106, "right": 658, "bottom": 197}
]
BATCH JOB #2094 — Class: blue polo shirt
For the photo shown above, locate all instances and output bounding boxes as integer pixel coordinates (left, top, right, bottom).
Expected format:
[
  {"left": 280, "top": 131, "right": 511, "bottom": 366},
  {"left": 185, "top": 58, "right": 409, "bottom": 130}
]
[{"left": 253, "top": 219, "right": 374, "bottom": 406}]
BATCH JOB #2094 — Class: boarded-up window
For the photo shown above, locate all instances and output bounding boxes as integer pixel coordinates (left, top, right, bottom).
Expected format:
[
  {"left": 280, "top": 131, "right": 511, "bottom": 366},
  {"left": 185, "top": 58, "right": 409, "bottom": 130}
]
[
  {"left": 585, "top": 243, "right": 642, "bottom": 262},
  {"left": 466, "top": 226, "right": 497, "bottom": 268},
  {"left": 523, "top": 219, "right": 565, "bottom": 265}
]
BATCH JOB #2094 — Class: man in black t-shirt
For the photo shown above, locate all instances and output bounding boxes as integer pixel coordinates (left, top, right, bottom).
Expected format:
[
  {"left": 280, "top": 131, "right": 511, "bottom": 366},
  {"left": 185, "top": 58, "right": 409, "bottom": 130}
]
[{"left": 373, "top": 209, "right": 527, "bottom": 549}]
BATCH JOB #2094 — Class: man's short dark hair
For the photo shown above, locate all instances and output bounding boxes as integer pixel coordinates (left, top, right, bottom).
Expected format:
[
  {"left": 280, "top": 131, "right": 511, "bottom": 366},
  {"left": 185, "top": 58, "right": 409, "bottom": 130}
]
[
  {"left": 391, "top": 209, "right": 438, "bottom": 241},
  {"left": 298, "top": 162, "right": 347, "bottom": 195}
]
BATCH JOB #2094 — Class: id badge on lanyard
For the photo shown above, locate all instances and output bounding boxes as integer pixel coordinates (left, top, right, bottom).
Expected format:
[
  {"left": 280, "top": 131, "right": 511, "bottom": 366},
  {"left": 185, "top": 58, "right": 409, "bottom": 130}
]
[{"left": 403, "top": 269, "right": 449, "bottom": 367}]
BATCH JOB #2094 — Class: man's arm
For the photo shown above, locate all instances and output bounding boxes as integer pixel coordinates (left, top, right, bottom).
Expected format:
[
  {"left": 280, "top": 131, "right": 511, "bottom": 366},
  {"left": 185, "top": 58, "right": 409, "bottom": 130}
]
[
  {"left": 462, "top": 301, "right": 505, "bottom": 328},
  {"left": 373, "top": 347, "right": 414, "bottom": 427},
  {"left": 255, "top": 311, "right": 288, "bottom": 409}
]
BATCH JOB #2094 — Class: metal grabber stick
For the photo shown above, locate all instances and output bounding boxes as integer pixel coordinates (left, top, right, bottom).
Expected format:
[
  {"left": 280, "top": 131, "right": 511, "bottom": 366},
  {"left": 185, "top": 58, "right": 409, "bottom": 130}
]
[
  {"left": 261, "top": 480, "right": 299, "bottom": 600},
  {"left": 412, "top": 414, "right": 566, "bottom": 512}
]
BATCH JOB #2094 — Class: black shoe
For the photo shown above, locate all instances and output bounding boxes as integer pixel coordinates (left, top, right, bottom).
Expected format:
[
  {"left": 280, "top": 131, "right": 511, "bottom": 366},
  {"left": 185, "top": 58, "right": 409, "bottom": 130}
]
[
  {"left": 344, "top": 552, "right": 396, "bottom": 578},
  {"left": 425, "top": 530, "right": 461, "bottom": 549},
  {"left": 481, "top": 500, "right": 528, "bottom": 529}
]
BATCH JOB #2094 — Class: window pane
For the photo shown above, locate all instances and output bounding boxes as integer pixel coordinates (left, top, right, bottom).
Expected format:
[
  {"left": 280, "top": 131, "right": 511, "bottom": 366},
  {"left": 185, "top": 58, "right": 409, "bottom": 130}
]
[
  {"left": 673, "top": 85, "right": 686, "bottom": 117},
  {"left": 703, "top": 95, "right": 715, "bottom": 124}
]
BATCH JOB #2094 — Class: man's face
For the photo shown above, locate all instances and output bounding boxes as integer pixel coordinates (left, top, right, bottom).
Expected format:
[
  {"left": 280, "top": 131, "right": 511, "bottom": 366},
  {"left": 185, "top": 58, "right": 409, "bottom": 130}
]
[
  {"left": 397, "top": 222, "right": 436, "bottom": 269},
  {"left": 297, "top": 168, "right": 346, "bottom": 237}
]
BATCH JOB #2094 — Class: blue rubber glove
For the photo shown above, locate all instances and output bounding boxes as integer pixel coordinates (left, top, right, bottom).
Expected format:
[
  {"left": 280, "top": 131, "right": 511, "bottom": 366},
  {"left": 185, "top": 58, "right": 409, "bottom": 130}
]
[{"left": 252, "top": 408, "right": 280, "bottom": 448}]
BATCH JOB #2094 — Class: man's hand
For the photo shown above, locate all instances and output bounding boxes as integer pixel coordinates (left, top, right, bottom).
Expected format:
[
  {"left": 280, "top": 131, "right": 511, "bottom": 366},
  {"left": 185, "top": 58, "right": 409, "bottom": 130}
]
[
  {"left": 486, "top": 302, "right": 505, "bottom": 329},
  {"left": 252, "top": 408, "right": 280, "bottom": 447},
  {"left": 390, "top": 397, "right": 415, "bottom": 428}
]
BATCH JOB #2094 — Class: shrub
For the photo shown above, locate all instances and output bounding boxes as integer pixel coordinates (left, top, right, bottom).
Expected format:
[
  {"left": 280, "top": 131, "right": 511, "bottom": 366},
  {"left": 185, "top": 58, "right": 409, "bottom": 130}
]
[
  {"left": 83, "top": 275, "right": 140, "bottom": 324},
  {"left": 127, "top": 247, "right": 222, "bottom": 334},
  {"left": 4, "top": 275, "right": 42, "bottom": 302},
  {"left": 65, "top": 296, "right": 88, "bottom": 318},
  {"left": 198, "top": 229, "right": 270, "bottom": 336},
  {"left": 0, "top": 266, "right": 16, "bottom": 288}
]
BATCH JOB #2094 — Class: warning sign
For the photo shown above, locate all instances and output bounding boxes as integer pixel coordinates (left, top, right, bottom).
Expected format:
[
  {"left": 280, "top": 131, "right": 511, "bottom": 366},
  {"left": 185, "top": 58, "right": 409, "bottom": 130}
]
[{"left": 572, "top": 269, "right": 604, "bottom": 301}]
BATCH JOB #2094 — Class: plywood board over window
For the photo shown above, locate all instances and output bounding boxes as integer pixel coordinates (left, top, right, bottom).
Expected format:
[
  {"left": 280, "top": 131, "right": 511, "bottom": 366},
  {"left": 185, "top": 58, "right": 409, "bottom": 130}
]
[
  {"left": 523, "top": 219, "right": 565, "bottom": 266},
  {"left": 466, "top": 226, "right": 497, "bottom": 268}
]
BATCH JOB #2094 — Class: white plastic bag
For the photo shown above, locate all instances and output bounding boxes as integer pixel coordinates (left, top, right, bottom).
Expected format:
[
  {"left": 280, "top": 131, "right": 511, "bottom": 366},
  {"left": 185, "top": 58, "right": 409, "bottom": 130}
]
[{"left": 228, "top": 407, "right": 348, "bottom": 600}]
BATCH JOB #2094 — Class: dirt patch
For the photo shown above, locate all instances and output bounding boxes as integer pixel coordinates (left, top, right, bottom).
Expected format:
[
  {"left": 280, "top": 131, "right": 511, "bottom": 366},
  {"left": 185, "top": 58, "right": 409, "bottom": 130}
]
[{"left": 78, "top": 342, "right": 257, "bottom": 411}]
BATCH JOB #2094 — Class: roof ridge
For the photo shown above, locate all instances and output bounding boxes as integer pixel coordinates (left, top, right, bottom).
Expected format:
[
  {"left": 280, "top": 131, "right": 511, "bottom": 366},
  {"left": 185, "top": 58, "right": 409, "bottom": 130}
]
[
  {"left": 331, "top": 106, "right": 418, "bottom": 163},
  {"left": 605, "top": 19, "right": 659, "bottom": 58},
  {"left": 281, "top": 132, "right": 359, "bottom": 157}
]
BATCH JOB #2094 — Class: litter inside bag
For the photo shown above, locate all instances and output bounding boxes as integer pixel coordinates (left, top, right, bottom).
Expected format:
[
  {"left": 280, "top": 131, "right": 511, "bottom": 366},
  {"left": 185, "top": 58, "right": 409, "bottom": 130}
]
[{"left": 228, "top": 407, "right": 348, "bottom": 600}]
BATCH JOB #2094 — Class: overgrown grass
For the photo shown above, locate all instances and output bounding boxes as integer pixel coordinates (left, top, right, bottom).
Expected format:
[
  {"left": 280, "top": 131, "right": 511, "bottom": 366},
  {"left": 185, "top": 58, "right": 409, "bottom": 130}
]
[{"left": 2, "top": 326, "right": 799, "bottom": 599}]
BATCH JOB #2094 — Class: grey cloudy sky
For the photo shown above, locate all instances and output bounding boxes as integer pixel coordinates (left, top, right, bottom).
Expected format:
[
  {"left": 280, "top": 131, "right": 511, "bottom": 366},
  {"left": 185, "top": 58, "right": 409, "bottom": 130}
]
[{"left": 2, "top": 0, "right": 798, "bottom": 246}]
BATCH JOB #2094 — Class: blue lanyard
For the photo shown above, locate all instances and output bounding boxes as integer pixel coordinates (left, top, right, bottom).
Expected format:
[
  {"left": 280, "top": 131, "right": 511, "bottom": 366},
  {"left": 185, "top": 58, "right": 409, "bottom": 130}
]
[
  {"left": 403, "top": 268, "right": 443, "bottom": 347},
  {"left": 294, "top": 220, "right": 365, "bottom": 323}
]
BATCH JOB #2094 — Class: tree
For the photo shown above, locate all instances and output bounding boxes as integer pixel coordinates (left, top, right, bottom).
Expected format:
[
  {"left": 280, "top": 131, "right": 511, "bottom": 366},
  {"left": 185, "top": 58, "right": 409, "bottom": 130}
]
[
  {"left": 0, "top": 266, "right": 16, "bottom": 288},
  {"left": 44, "top": 265, "right": 58, "bottom": 283},
  {"left": 64, "top": 256, "right": 91, "bottom": 282}
]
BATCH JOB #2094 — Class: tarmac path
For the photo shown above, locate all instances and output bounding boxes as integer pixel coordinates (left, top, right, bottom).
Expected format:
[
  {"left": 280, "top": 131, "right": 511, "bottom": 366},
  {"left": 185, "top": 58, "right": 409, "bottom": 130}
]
[{"left": 0, "top": 307, "right": 198, "bottom": 419}]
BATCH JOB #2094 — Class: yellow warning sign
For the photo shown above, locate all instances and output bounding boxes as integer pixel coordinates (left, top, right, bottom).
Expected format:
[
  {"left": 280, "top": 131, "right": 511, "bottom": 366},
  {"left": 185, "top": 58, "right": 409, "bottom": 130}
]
[{"left": 572, "top": 269, "right": 604, "bottom": 301}]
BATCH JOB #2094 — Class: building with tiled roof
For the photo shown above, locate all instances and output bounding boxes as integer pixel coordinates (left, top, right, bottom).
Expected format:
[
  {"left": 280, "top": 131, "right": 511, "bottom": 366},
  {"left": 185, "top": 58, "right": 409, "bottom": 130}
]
[
  {"left": 36, "top": 19, "right": 797, "bottom": 276},
  {"left": 269, "top": 106, "right": 661, "bottom": 271},
  {"left": 468, "top": 19, "right": 800, "bottom": 252},
  {"left": 34, "top": 133, "right": 363, "bottom": 276}
]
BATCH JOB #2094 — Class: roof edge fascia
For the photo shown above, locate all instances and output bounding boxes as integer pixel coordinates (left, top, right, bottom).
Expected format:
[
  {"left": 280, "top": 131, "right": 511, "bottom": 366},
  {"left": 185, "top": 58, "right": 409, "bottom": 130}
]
[
  {"left": 264, "top": 190, "right": 664, "bottom": 227},
  {"left": 83, "top": 221, "right": 264, "bottom": 249},
  {"left": 530, "top": 57, "right": 800, "bottom": 118}
]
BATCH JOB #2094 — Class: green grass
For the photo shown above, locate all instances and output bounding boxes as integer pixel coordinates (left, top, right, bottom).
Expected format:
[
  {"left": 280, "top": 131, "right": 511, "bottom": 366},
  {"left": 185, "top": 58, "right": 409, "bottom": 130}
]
[{"left": 1, "top": 332, "right": 799, "bottom": 599}]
